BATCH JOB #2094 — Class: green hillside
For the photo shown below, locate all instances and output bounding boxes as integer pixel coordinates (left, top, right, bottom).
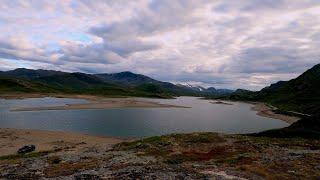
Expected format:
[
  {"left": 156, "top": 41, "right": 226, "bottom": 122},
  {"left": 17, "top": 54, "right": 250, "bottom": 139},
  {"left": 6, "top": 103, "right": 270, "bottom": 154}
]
[
  {"left": 0, "top": 68, "right": 234, "bottom": 98},
  {"left": 217, "top": 64, "right": 320, "bottom": 115},
  {"left": 0, "top": 77, "right": 56, "bottom": 93},
  {"left": 0, "top": 73, "right": 176, "bottom": 98},
  {"left": 257, "top": 64, "right": 320, "bottom": 115}
]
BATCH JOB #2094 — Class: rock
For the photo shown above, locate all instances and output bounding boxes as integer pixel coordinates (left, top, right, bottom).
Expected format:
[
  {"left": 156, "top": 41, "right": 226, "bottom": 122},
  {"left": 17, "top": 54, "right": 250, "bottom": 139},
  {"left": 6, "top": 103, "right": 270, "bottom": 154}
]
[
  {"left": 74, "top": 174, "right": 101, "bottom": 180},
  {"left": 17, "top": 145, "right": 36, "bottom": 154}
]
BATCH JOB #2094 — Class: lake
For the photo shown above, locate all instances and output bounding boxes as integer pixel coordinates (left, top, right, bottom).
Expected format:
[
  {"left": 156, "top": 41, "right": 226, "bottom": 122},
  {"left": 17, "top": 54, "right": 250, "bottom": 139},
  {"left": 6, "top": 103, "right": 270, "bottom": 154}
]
[{"left": 0, "top": 96, "right": 288, "bottom": 138}]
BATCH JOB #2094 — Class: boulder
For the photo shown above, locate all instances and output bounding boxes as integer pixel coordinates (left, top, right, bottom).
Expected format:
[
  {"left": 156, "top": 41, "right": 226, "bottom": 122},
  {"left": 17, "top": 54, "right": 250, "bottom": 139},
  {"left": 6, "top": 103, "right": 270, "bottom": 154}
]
[{"left": 17, "top": 145, "right": 36, "bottom": 154}]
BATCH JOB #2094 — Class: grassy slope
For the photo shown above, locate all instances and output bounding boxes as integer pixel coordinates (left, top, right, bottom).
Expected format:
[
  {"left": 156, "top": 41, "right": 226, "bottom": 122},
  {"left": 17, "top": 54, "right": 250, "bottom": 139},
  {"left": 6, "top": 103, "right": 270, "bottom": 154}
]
[
  {"left": 257, "top": 64, "right": 320, "bottom": 115},
  {"left": 0, "top": 69, "right": 202, "bottom": 98},
  {"left": 215, "top": 64, "right": 320, "bottom": 115},
  {"left": 253, "top": 113, "right": 320, "bottom": 139},
  {"left": 1, "top": 132, "right": 319, "bottom": 179},
  {"left": 0, "top": 75, "right": 173, "bottom": 98},
  {"left": 0, "top": 77, "right": 57, "bottom": 93},
  {"left": 116, "top": 132, "right": 320, "bottom": 179}
]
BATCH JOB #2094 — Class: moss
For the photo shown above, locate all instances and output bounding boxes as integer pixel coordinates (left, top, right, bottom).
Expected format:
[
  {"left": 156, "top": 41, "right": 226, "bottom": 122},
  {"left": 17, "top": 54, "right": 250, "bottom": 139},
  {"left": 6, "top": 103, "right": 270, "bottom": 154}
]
[
  {"left": 0, "top": 151, "right": 51, "bottom": 161},
  {"left": 237, "top": 165, "right": 269, "bottom": 178},
  {"left": 47, "top": 156, "right": 62, "bottom": 164},
  {"left": 165, "top": 155, "right": 185, "bottom": 164},
  {"left": 44, "top": 159, "right": 99, "bottom": 178},
  {"left": 172, "top": 132, "right": 226, "bottom": 144},
  {"left": 118, "top": 136, "right": 173, "bottom": 151}
]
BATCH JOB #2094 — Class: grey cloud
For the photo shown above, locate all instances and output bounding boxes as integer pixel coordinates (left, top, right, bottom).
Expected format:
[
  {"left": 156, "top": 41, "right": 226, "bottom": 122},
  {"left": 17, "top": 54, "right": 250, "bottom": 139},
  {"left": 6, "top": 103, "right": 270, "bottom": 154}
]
[
  {"left": 0, "top": 0, "right": 320, "bottom": 90},
  {"left": 229, "top": 47, "right": 319, "bottom": 74},
  {"left": 88, "top": 0, "right": 207, "bottom": 56},
  {"left": 58, "top": 42, "right": 124, "bottom": 64},
  {"left": 0, "top": 37, "right": 56, "bottom": 63}
]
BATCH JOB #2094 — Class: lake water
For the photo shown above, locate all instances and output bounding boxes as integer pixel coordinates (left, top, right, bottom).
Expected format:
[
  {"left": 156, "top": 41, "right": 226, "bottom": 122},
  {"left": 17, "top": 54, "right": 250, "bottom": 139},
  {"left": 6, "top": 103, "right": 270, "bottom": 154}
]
[{"left": 0, "top": 96, "right": 288, "bottom": 138}]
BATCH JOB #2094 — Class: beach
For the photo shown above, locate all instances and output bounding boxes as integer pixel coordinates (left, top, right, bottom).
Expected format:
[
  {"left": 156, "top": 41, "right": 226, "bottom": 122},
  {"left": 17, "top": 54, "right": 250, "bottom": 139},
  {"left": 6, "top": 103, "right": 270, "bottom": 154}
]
[
  {"left": 251, "top": 103, "right": 300, "bottom": 124},
  {"left": 209, "top": 100, "right": 300, "bottom": 124},
  {"left": 0, "top": 128, "right": 125, "bottom": 156}
]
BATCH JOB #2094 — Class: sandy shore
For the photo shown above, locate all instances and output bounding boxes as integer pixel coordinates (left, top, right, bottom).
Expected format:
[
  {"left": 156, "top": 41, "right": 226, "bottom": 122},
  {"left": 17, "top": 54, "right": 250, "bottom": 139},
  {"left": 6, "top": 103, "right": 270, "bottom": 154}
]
[
  {"left": 251, "top": 103, "right": 300, "bottom": 124},
  {"left": 209, "top": 99, "right": 300, "bottom": 124},
  {"left": 0, "top": 128, "right": 125, "bottom": 156}
]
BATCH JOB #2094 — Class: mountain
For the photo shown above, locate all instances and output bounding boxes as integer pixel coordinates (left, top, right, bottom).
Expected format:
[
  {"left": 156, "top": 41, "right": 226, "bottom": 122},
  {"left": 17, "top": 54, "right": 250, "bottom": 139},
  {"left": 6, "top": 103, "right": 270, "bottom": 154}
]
[
  {"left": 96, "top": 71, "right": 160, "bottom": 86},
  {"left": 204, "top": 87, "right": 234, "bottom": 95},
  {"left": 1, "top": 68, "right": 66, "bottom": 79},
  {"left": 177, "top": 83, "right": 206, "bottom": 92},
  {"left": 206, "top": 87, "right": 216, "bottom": 92},
  {"left": 176, "top": 83, "right": 234, "bottom": 96},
  {"left": 96, "top": 72, "right": 220, "bottom": 96},
  {"left": 220, "top": 63, "right": 320, "bottom": 115},
  {"left": 0, "top": 68, "right": 235, "bottom": 98},
  {"left": 0, "top": 68, "right": 222, "bottom": 98},
  {"left": 0, "top": 69, "right": 164, "bottom": 97}
]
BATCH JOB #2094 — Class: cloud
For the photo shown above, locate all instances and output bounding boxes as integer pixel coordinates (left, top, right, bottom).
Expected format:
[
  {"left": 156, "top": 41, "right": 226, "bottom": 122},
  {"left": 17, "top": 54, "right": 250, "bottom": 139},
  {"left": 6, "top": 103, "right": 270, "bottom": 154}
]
[
  {"left": 0, "top": 0, "right": 319, "bottom": 90},
  {"left": 0, "top": 36, "right": 59, "bottom": 63}
]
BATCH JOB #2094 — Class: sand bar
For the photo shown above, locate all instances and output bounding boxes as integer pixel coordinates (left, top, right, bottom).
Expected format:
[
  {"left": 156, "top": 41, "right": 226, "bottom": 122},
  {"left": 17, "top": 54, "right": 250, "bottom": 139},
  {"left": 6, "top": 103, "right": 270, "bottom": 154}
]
[
  {"left": 10, "top": 98, "right": 189, "bottom": 111},
  {"left": 0, "top": 93, "right": 125, "bottom": 100},
  {"left": 0, "top": 93, "right": 189, "bottom": 111}
]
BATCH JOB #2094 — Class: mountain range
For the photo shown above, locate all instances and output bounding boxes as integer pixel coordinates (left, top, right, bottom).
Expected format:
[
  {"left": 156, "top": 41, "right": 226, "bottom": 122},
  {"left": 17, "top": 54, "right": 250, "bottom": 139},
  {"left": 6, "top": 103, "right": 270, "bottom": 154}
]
[
  {"left": 0, "top": 68, "right": 233, "bottom": 98},
  {"left": 1, "top": 63, "right": 319, "bottom": 115}
]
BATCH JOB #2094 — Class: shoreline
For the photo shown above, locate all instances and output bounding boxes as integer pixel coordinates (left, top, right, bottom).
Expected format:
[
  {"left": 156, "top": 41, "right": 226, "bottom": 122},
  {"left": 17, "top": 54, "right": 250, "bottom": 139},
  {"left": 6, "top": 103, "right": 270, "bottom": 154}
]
[
  {"left": 209, "top": 100, "right": 300, "bottom": 124},
  {"left": 0, "top": 128, "right": 127, "bottom": 156},
  {"left": 250, "top": 102, "right": 300, "bottom": 124}
]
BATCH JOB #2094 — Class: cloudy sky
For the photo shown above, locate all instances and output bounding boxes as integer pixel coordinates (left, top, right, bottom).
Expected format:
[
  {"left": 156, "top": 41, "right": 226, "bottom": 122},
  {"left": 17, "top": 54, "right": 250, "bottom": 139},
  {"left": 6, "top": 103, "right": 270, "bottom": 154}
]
[{"left": 0, "top": 0, "right": 319, "bottom": 90}]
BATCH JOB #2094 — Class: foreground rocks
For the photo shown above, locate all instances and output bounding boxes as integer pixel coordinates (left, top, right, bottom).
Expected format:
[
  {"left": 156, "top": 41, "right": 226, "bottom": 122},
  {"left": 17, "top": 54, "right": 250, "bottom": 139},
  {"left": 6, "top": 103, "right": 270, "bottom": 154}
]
[
  {"left": 0, "top": 132, "right": 320, "bottom": 179},
  {"left": 17, "top": 145, "right": 36, "bottom": 154},
  {"left": 254, "top": 113, "right": 320, "bottom": 139}
]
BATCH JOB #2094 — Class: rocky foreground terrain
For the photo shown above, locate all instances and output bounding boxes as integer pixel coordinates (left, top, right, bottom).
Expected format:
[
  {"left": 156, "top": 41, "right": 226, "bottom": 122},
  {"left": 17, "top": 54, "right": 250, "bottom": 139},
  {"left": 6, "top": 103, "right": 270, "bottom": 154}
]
[{"left": 0, "top": 132, "right": 319, "bottom": 179}]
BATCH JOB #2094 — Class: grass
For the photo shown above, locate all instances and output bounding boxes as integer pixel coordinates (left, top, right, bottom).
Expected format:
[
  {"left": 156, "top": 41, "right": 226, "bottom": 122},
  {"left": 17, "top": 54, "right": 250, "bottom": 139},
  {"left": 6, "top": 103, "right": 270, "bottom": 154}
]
[
  {"left": 118, "top": 132, "right": 226, "bottom": 152},
  {"left": 117, "top": 132, "right": 230, "bottom": 165},
  {"left": 0, "top": 151, "right": 51, "bottom": 161},
  {"left": 172, "top": 132, "right": 226, "bottom": 144},
  {"left": 44, "top": 158, "right": 99, "bottom": 178}
]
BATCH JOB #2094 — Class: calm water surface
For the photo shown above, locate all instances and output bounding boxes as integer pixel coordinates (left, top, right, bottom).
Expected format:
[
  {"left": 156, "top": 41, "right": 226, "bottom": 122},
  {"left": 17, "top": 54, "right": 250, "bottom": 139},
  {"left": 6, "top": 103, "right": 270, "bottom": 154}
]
[{"left": 0, "top": 97, "right": 288, "bottom": 138}]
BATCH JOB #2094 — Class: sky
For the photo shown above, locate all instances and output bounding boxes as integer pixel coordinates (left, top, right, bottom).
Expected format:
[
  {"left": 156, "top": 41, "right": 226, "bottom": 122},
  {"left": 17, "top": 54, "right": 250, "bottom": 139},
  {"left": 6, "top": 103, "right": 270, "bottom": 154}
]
[{"left": 0, "top": 0, "right": 319, "bottom": 90}]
